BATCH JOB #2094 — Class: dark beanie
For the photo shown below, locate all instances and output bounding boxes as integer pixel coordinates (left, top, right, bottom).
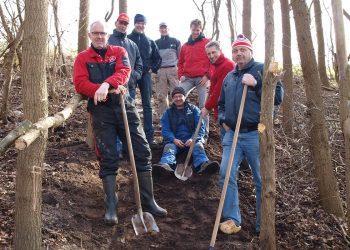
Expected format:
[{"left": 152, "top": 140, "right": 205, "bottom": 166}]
[
  {"left": 134, "top": 14, "right": 146, "bottom": 24},
  {"left": 172, "top": 87, "right": 186, "bottom": 97}
]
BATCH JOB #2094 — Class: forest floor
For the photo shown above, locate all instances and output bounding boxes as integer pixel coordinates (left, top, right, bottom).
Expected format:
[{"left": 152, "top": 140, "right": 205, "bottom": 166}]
[{"left": 1, "top": 74, "right": 350, "bottom": 249}]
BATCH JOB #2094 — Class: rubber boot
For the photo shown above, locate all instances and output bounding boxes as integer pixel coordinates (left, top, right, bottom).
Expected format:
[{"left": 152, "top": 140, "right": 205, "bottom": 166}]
[
  {"left": 137, "top": 171, "right": 167, "bottom": 217},
  {"left": 102, "top": 175, "right": 118, "bottom": 225}
]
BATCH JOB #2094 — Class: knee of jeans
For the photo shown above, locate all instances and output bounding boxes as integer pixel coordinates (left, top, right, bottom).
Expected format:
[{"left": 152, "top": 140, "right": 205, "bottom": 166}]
[
  {"left": 194, "top": 142, "right": 205, "bottom": 152},
  {"left": 163, "top": 143, "right": 176, "bottom": 153}
]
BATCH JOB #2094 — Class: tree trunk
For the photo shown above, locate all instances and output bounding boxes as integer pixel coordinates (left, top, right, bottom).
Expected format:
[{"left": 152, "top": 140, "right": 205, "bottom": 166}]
[
  {"left": 280, "top": 0, "right": 294, "bottom": 137},
  {"left": 119, "top": 0, "right": 127, "bottom": 13},
  {"left": 331, "top": 0, "right": 350, "bottom": 232},
  {"left": 78, "top": 0, "right": 90, "bottom": 53},
  {"left": 259, "top": 0, "right": 276, "bottom": 248},
  {"left": 314, "top": 0, "right": 331, "bottom": 87},
  {"left": 291, "top": 0, "right": 344, "bottom": 217},
  {"left": 242, "top": 0, "right": 252, "bottom": 40},
  {"left": 226, "top": 0, "right": 235, "bottom": 43},
  {"left": 14, "top": 0, "right": 48, "bottom": 249},
  {"left": 211, "top": 0, "right": 221, "bottom": 40}
]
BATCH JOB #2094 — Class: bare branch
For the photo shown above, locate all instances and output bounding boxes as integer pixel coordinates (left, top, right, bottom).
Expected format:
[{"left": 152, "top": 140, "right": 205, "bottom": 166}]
[{"left": 104, "top": 0, "right": 115, "bottom": 22}]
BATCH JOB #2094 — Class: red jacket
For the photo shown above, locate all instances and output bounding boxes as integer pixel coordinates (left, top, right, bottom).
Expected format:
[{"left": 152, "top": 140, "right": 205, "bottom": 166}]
[
  {"left": 205, "top": 53, "right": 235, "bottom": 120},
  {"left": 177, "top": 37, "right": 212, "bottom": 79},
  {"left": 73, "top": 45, "right": 131, "bottom": 98}
]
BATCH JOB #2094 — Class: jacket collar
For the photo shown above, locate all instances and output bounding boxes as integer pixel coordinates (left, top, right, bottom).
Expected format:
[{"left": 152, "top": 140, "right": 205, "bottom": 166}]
[
  {"left": 187, "top": 33, "right": 205, "bottom": 45},
  {"left": 112, "top": 29, "right": 126, "bottom": 39},
  {"left": 213, "top": 53, "right": 226, "bottom": 66},
  {"left": 233, "top": 58, "right": 255, "bottom": 73}
]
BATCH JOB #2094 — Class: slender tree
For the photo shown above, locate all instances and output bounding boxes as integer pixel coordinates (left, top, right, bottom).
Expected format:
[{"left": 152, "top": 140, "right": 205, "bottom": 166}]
[
  {"left": 331, "top": 0, "right": 350, "bottom": 232},
  {"left": 119, "top": 0, "right": 127, "bottom": 13},
  {"left": 226, "top": 0, "right": 235, "bottom": 43},
  {"left": 211, "top": 0, "right": 221, "bottom": 40},
  {"left": 242, "top": 0, "right": 252, "bottom": 40},
  {"left": 14, "top": 0, "right": 48, "bottom": 248},
  {"left": 259, "top": 0, "right": 277, "bottom": 248},
  {"left": 280, "top": 0, "right": 294, "bottom": 137},
  {"left": 291, "top": 0, "right": 344, "bottom": 217},
  {"left": 314, "top": 0, "right": 331, "bottom": 87},
  {"left": 78, "top": 0, "right": 89, "bottom": 53}
]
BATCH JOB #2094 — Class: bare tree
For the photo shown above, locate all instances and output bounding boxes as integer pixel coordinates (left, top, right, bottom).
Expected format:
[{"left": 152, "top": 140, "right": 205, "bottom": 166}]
[
  {"left": 105, "top": 0, "right": 115, "bottom": 22},
  {"left": 78, "top": 0, "right": 89, "bottom": 53},
  {"left": 291, "top": 0, "right": 344, "bottom": 217},
  {"left": 242, "top": 0, "right": 252, "bottom": 40},
  {"left": 280, "top": 0, "right": 294, "bottom": 137},
  {"left": 226, "top": 0, "right": 235, "bottom": 43},
  {"left": 119, "top": 0, "right": 127, "bottom": 13},
  {"left": 314, "top": 0, "right": 331, "bottom": 87},
  {"left": 331, "top": 0, "right": 350, "bottom": 233},
  {"left": 259, "top": 0, "right": 277, "bottom": 248},
  {"left": 211, "top": 0, "right": 221, "bottom": 40},
  {"left": 14, "top": 0, "right": 48, "bottom": 248}
]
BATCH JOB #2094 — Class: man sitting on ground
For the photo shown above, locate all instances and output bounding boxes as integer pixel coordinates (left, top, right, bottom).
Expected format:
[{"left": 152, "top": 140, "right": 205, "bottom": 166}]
[{"left": 153, "top": 87, "right": 219, "bottom": 173}]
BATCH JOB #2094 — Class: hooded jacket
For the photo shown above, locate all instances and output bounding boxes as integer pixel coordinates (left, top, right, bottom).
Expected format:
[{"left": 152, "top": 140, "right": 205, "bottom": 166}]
[{"left": 128, "top": 30, "right": 162, "bottom": 74}]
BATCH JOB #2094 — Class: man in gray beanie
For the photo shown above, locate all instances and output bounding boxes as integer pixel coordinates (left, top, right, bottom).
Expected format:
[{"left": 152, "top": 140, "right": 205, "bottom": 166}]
[{"left": 128, "top": 14, "right": 162, "bottom": 146}]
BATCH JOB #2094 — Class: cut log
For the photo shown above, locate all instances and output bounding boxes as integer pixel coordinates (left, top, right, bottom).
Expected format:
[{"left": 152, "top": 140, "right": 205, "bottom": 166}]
[
  {"left": 15, "top": 94, "right": 83, "bottom": 150},
  {"left": 0, "top": 120, "right": 32, "bottom": 154}
]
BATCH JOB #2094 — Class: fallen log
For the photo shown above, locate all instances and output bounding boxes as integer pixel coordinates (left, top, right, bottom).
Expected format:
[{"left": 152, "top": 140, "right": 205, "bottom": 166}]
[
  {"left": 15, "top": 94, "right": 83, "bottom": 150},
  {"left": 0, "top": 120, "right": 32, "bottom": 154}
]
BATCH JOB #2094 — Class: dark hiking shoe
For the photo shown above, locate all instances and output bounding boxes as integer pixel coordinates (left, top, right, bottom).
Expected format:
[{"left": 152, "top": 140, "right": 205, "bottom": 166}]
[{"left": 196, "top": 161, "right": 220, "bottom": 174}]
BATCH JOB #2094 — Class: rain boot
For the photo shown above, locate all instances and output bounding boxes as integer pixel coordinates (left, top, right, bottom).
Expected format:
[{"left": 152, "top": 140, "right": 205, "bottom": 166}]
[
  {"left": 102, "top": 175, "right": 118, "bottom": 225},
  {"left": 137, "top": 171, "right": 167, "bottom": 217}
]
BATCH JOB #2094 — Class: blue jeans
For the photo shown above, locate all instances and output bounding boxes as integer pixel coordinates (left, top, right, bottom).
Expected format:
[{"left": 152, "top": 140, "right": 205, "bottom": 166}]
[
  {"left": 136, "top": 72, "right": 154, "bottom": 141},
  {"left": 219, "top": 129, "right": 261, "bottom": 232},
  {"left": 159, "top": 142, "right": 209, "bottom": 170}
]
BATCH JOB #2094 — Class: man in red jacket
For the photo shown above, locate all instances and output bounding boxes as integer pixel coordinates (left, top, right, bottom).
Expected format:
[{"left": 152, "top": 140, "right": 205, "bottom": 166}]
[
  {"left": 201, "top": 41, "right": 235, "bottom": 123},
  {"left": 73, "top": 20, "right": 167, "bottom": 226},
  {"left": 178, "top": 19, "right": 212, "bottom": 141}
]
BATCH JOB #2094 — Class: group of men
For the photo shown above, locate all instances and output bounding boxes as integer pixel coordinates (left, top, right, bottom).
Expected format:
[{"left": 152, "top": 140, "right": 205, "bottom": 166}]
[{"left": 73, "top": 12, "right": 284, "bottom": 236}]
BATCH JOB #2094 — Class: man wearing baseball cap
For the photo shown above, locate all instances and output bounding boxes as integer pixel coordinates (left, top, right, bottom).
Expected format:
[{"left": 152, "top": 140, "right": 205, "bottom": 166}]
[
  {"left": 108, "top": 13, "right": 143, "bottom": 159},
  {"left": 153, "top": 86, "right": 219, "bottom": 174},
  {"left": 155, "top": 22, "right": 181, "bottom": 117},
  {"left": 218, "top": 34, "right": 284, "bottom": 235}
]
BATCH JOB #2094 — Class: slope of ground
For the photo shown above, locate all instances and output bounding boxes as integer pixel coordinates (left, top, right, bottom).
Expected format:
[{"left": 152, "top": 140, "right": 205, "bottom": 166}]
[{"left": 0, "top": 76, "right": 349, "bottom": 249}]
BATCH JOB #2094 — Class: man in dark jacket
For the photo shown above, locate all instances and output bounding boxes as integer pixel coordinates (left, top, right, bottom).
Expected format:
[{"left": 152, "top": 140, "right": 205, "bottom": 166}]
[
  {"left": 128, "top": 14, "right": 162, "bottom": 145},
  {"left": 73, "top": 20, "right": 167, "bottom": 226},
  {"left": 218, "top": 34, "right": 283, "bottom": 235},
  {"left": 155, "top": 22, "right": 181, "bottom": 116},
  {"left": 108, "top": 13, "right": 143, "bottom": 99},
  {"left": 108, "top": 13, "right": 143, "bottom": 159},
  {"left": 178, "top": 19, "right": 212, "bottom": 141},
  {"left": 154, "top": 87, "right": 219, "bottom": 174}
]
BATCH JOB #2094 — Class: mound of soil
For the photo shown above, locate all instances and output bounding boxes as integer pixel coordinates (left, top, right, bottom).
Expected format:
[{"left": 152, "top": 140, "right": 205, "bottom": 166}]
[{"left": 1, "top": 77, "right": 349, "bottom": 249}]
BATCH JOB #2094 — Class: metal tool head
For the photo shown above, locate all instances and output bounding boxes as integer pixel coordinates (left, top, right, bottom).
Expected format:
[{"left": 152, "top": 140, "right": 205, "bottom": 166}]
[
  {"left": 174, "top": 163, "right": 193, "bottom": 181},
  {"left": 131, "top": 211, "right": 159, "bottom": 235}
]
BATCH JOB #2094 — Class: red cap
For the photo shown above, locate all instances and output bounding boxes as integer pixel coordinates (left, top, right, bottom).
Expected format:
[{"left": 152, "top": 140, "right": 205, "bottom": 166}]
[
  {"left": 232, "top": 34, "right": 253, "bottom": 51},
  {"left": 117, "top": 13, "right": 129, "bottom": 24}
]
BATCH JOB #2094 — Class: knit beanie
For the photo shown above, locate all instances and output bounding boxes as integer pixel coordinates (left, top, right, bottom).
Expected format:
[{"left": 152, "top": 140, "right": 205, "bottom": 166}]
[
  {"left": 232, "top": 34, "right": 253, "bottom": 51},
  {"left": 134, "top": 14, "right": 146, "bottom": 24},
  {"left": 171, "top": 87, "right": 186, "bottom": 97}
]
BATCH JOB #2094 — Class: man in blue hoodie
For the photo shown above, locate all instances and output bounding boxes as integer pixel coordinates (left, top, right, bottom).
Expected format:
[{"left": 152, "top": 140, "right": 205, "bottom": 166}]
[
  {"left": 218, "top": 34, "right": 283, "bottom": 235},
  {"left": 128, "top": 14, "right": 162, "bottom": 146}
]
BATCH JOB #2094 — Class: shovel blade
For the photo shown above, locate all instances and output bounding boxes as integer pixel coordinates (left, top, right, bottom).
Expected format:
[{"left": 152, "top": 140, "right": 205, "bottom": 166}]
[
  {"left": 132, "top": 212, "right": 159, "bottom": 235},
  {"left": 174, "top": 164, "right": 193, "bottom": 181}
]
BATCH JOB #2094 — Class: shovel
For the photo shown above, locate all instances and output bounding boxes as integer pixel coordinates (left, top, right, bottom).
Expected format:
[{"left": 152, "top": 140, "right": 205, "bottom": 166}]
[
  {"left": 174, "top": 113, "right": 204, "bottom": 181},
  {"left": 119, "top": 93, "right": 159, "bottom": 235},
  {"left": 209, "top": 85, "right": 247, "bottom": 249}
]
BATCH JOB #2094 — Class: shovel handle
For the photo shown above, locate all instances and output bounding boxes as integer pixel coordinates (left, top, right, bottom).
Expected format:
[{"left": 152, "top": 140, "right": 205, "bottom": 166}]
[
  {"left": 209, "top": 85, "right": 248, "bottom": 248},
  {"left": 183, "top": 113, "right": 204, "bottom": 169},
  {"left": 119, "top": 94, "right": 143, "bottom": 212}
]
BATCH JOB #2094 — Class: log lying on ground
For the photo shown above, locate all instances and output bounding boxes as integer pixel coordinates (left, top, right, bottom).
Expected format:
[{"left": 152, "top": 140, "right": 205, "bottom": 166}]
[
  {"left": 15, "top": 94, "right": 83, "bottom": 150},
  {"left": 0, "top": 120, "right": 32, "bottom": 154}
]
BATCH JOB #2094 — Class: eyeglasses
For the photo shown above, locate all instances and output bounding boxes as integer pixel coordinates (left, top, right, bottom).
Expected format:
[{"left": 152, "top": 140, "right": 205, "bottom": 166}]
[{"left": 91, "top": 32, "right": 107, "bottom": 36}]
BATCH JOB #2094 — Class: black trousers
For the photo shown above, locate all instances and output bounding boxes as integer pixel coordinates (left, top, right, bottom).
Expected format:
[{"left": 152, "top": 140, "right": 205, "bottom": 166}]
[{"left": 88, "top": 94, "right": 152, "bottom": 178}]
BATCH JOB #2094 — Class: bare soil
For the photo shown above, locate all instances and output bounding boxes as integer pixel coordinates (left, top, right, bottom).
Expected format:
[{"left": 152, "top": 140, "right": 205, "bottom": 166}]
[{"left": 0, "top": 76, "right": 349, "bottom": 249}]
